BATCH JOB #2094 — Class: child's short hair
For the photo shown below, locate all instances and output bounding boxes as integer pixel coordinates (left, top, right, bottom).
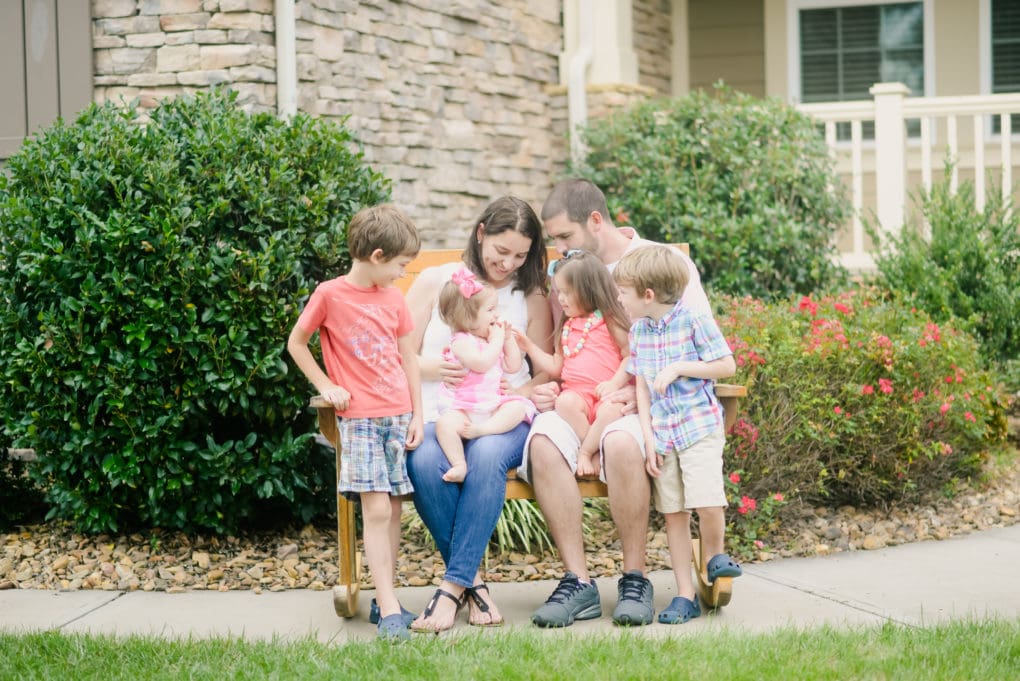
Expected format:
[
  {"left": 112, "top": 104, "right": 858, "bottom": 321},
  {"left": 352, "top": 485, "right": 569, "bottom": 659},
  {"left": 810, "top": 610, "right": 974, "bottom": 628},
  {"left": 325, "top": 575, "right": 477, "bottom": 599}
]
[
  {"left": 346, "top": 203, "right": 421, "bottom": 261},
  {"left": 438, "top": 269, "right": 494, "bottom": 333},
  {"left": 613, "top": 245, "right": 689, "bottom": 305}
]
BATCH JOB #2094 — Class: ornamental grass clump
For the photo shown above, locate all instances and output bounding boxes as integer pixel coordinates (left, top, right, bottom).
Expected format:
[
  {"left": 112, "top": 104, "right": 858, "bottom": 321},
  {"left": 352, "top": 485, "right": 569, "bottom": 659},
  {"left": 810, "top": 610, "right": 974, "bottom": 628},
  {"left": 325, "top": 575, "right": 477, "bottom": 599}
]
[
  {"left": 718, "top": 287, "right": 1010, "bottom": 510},
  {"left": 0, "top": 89, "right": 389, "bottom": 533}
]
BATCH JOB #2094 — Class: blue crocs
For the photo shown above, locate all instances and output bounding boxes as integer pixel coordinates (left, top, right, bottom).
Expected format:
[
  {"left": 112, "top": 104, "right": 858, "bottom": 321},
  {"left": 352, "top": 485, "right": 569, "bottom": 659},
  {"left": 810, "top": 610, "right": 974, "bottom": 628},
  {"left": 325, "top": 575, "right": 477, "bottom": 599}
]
[
  {"left": 369, "top": 598, "right": 416, "bottom": 628},
  {"left": 657, "top": 595, "right": 701, "bottom": 624},
  {"left": 377, "top": 613, "right": 411, "bottom": 641},
  {"left": 706, "top": 553, "right": 743, "bottom": 582}
]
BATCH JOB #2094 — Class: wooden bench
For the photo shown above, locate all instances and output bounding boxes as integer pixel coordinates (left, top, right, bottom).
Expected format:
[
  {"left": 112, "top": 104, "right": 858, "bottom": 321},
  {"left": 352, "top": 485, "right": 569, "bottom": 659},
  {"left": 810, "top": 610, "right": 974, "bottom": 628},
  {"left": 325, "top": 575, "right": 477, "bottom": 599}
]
[{"left": 311, "top": 245, "right": 748, "bottom": 617}]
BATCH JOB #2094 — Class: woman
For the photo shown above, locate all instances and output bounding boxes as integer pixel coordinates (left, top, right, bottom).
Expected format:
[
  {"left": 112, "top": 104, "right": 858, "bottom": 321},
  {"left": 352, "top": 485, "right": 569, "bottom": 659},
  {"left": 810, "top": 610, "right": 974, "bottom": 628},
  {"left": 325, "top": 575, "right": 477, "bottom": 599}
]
[{"left": 406, "top": 196, "right": 553, "bottom": 631}]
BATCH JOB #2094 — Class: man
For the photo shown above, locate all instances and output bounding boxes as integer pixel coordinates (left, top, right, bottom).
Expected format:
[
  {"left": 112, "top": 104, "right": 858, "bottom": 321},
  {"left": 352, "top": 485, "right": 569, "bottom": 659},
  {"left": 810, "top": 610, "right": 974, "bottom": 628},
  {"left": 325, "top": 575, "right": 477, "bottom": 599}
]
[{"left": 520, "top": 178, "right": 713, "bottom": 627}]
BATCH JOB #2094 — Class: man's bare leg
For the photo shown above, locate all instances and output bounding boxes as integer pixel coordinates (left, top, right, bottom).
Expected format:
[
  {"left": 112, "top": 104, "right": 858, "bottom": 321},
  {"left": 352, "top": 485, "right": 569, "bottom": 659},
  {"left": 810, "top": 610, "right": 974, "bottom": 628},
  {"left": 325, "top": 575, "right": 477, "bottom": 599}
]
[
  {"left": 602, "top": 429, "right": 650, "bottom": 574},
  {"left": 529, "top": 435, "right": 589, "bottom": 581}
]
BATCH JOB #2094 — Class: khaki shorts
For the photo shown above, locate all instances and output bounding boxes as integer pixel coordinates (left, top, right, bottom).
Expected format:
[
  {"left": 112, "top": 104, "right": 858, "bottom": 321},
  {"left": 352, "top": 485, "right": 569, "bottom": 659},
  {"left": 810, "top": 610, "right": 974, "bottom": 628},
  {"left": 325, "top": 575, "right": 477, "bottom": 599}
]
[
  {"left": 518, "top": 412, "right": 645, "bottom": 484},
  {"left": 652, "top": 426, "right": 726, "bottom": 514}
]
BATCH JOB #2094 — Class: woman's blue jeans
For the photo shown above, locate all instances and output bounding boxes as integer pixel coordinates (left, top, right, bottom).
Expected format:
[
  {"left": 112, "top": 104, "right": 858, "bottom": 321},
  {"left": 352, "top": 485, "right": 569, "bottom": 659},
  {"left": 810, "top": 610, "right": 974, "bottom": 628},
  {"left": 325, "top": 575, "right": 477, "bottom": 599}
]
[{"left": 406, "top": 421, "right": 527, "bottom": 588}]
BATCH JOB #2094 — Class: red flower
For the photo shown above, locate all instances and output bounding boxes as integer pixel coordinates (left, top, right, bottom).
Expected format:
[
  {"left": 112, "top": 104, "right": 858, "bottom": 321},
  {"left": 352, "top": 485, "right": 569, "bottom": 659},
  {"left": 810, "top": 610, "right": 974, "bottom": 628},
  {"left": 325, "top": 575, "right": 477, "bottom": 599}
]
[
  {"left": 739, "top": 495, "right": 757, "bottom": 513},
  {"left": 729, "top": 472, "right": 741, "bottom": 484},
  {"left": 861, "top": 384, "right": 874, "bottom": 395},
  {"left": 833, "top": 302, "right": 851, "bottom": 314},
  {"left": 964, "top": 411, "right": 976, "bottom": 422},
  {"left": 940, "top": 403, "right": 951, "bottom": 415},
  {"left": 833, "top": 406, "right": 842, "bottom": 415},
  {"left": 878, "top": 378, "right": 893, "bottom": 394},
  {"left": 773, "top": 493, "right": 784, "bottom": 502},
  {"left": 798, "top": 296, "right": 818, "bottom": 317}
]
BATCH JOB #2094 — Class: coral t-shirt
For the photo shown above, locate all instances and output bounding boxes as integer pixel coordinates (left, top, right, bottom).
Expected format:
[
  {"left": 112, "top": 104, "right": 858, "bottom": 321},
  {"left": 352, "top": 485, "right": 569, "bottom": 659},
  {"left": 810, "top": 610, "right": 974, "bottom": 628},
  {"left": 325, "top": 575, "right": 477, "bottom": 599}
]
[{"left": 297, "top": 276, "right": 413, "bottom": 418}]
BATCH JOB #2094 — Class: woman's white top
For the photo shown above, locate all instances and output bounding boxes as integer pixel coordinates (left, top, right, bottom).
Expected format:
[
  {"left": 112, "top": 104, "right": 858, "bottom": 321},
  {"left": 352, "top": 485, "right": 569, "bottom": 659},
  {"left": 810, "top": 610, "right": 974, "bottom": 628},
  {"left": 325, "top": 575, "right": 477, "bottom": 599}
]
[{"left": 419, "top": 262, "right": 531, "bottom": 423}]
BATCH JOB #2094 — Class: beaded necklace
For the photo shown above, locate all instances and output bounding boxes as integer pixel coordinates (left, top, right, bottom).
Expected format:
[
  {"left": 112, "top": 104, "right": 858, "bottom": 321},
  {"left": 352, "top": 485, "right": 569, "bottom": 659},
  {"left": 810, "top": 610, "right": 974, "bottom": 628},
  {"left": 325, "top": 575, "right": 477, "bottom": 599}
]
[{"left": 561, "top": 310, "right": 603, "bottom": 358}]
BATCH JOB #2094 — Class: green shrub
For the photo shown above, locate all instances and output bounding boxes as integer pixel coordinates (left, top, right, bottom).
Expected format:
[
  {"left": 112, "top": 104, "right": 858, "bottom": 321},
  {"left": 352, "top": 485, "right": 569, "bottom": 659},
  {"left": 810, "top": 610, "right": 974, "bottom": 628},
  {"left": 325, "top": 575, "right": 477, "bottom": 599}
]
[
  {"left": 718, "top": 287, "right": 1009, "bottom": 509},
  {"left": 869, "top": 169, "right": 1020, "bottom": 390},
  {"left": 0, "top": 89, "right": 389, "bottom": 533},
  {"left": 571, "top": 85, "right": 850, "bottom": 300}
]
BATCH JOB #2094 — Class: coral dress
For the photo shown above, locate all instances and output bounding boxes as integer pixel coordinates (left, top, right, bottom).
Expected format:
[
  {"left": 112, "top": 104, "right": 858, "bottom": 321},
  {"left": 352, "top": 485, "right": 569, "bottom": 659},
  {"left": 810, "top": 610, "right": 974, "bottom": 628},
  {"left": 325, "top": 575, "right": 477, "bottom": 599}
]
[
  {"left": 437, "top": 332, "right": 536, "bottom": 423},
  {"left": 560, "top": 314, "right": 624, "bottom": 421}
]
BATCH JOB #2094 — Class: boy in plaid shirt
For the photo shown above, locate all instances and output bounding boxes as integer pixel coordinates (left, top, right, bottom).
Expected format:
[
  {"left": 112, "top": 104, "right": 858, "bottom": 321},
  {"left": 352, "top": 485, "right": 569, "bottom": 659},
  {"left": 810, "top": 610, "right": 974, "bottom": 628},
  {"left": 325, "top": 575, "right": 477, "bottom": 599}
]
[{"left": 613, "top": 245, "right": 742, "bottom": 624}]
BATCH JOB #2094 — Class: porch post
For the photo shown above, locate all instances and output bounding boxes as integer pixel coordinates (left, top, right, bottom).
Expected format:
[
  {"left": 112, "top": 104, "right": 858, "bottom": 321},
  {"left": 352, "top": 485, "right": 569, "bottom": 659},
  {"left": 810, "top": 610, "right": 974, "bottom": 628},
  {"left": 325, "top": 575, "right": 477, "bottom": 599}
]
[
  {"left": 869, "top": 82, "right": 909, "bottom": 239},
  {"left": 589, "top": 0, "right": 639, "bottom": 85}
]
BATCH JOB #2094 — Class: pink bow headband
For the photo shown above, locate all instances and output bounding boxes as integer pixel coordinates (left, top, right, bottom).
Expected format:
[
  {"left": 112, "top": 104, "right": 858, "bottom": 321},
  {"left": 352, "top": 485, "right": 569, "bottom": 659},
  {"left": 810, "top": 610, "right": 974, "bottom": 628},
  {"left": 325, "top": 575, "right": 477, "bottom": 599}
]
[{"left": 451, "top": 268, "right": 484, "bottom": 298}]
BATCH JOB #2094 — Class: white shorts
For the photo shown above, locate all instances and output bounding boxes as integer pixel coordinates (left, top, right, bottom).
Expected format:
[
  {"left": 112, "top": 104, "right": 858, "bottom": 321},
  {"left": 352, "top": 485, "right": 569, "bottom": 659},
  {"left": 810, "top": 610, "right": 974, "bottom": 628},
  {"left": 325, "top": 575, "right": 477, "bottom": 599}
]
[
  {"left": 517, "top": 412, "right": 645, "bottom": 484},
  {"left": 652, "top": 426, "right": 727, "bottom": 513}
]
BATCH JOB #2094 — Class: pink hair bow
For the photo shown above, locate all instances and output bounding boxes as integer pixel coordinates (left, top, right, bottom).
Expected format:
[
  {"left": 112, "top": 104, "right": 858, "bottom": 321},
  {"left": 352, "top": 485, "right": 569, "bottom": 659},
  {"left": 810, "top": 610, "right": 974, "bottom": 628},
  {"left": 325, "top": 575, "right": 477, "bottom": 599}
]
[{"left": 451, "top": 268, "right": 484, "bottom": 298}]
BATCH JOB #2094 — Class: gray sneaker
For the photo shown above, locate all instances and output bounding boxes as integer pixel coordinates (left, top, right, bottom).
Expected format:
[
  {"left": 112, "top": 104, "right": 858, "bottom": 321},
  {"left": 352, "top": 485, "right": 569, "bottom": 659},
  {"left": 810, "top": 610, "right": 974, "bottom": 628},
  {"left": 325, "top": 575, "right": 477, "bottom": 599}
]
[
  {"left": 612, "top": 570, "right": 654, "bottom": 626},
  {"left": 531, "top": 572, "right": 602, "bottom": 627}
]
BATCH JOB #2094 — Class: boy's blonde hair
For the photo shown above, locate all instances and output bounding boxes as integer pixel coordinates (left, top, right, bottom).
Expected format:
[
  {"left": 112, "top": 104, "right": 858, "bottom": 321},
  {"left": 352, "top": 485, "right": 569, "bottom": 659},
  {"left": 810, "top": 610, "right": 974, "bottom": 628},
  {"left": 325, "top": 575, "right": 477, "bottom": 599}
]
[
  {"left": 613, "top": 245, "right": 689, "bottom": 305},
  {"left": 347, "top": 203, "right": 421, "bottom": 261},
  {"left": 438, "top": 276, "right": 495, "bottom": 334}
]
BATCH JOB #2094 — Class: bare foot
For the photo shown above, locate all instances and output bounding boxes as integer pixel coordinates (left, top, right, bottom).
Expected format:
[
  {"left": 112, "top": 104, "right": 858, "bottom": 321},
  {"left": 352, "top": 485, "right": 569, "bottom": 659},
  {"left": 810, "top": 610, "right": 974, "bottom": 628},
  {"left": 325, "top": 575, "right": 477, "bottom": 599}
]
[
  {"left": 459, "top": 422, "right": 484, "bottom": 439},
  {"left": 442, "top": 463, "right": 467, "bottom": 482}
]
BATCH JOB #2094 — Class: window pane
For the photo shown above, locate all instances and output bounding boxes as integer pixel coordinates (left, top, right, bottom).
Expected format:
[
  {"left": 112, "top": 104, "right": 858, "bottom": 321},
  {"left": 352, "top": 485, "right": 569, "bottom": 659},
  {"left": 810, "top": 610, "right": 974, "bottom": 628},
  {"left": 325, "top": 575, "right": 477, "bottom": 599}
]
[
  {"left": 993, "top": 43, "right": 1020, "bottom": 91},
  {"left": 992, "top": 0, "right": 1020, "bottom": 40},
  {"left": 882, "top": 49, "right": 924, "bottom": 93},
  {"left": 880, "top": 3, "right": 923, "bottom": 49},
  {"left": 992, "top": 0, "right": 1020, "bottom": 134},
  {"left": 801, "top": 9, "right": 837, "bottom": 52},
  {"left": 841, "top": 7, "right": 879, "bottom": 49},
  {"left": 803, "top": 54, "right": 839, "bottom": 101},
  {"left": 844, "top": 52, "right": 881, "bottom": 97}
]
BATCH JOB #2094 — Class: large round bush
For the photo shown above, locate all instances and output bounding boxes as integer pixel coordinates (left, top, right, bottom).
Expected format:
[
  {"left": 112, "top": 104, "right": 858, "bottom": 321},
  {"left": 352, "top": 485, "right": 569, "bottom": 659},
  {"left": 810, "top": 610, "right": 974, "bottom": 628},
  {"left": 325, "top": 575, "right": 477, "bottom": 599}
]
[
  {"left": 572, "top": 86, "right": 850, "bottom": 300},
  {"left": 0, "top": 90, "right": 389, "bottom": 533}
]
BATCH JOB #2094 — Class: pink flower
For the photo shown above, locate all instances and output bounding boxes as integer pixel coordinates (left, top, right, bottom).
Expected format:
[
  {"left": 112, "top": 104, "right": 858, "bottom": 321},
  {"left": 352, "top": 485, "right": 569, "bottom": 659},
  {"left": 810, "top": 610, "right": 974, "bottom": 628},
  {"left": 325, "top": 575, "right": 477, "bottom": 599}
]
[
  {"left": 878, "top": 378, "right": 893, "bottom": 394},
  {"left": 798, "top": 296, "right": 818, "bottom": 317},
  {"left": 729, "top": 472, "right": 741, "bottom": 484},
  {"left": 964, "top": 411, "right": 976, "bottom": 422},
  {"left": 773, "top": 493, "right": 785, "bottom": 502},
  {"left": 940, "top": 403, "right": 951, "bottom": 415},
  {"left": 753, "top": 540, "right": 765, "bottom": 549},
  {"left": 861, "top": 384, "right": 875, "bottom": 395},
  {"left": 834, "top": 303, "right": 851, "bottom": 314},
  {"left": 740, "top": 495, "right": 757, "bottom": 513},
  {"left": 833, "top": 406, "right": 842, "bottom": 415},
  {"left": 940, "top": 442, "right": 953, "bottom": 455}
]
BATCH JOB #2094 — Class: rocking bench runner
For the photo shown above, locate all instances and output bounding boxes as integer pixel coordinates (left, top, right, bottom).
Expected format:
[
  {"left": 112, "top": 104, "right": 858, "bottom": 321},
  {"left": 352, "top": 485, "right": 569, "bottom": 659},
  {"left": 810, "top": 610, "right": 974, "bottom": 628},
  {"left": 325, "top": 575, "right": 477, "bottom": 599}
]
[{"left": 310, "top": 245, "right": 748, "bottom": 618}]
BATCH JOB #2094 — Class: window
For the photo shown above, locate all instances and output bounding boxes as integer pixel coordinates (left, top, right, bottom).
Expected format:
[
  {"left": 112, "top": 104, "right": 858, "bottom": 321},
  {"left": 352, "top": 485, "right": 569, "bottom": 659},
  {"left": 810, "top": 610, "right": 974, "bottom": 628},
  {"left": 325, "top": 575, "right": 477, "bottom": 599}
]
[
  {"left": 799, "top": 2, "right": 924, "bottom": 139},
  {"left": 992, "top": 0, "right": 1020, "bottom": 134}
]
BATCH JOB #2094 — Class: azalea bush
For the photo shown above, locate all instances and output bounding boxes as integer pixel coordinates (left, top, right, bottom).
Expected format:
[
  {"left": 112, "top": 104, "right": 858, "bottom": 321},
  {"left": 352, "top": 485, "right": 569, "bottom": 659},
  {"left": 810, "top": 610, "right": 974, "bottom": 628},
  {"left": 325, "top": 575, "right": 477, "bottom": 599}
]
[
  {"left": 723, "top": 469, "right": 787, "bottom": 559},
  {"left": 718, "top": 287, "right": 1010, "bottom": 510}
]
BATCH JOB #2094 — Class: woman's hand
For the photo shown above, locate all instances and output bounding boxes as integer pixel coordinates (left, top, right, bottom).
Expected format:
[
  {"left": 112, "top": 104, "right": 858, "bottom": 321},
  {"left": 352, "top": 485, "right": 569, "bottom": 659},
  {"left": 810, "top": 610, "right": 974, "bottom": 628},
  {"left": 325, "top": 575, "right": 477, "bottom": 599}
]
[{"left": 439, "top": 354, "right": 469, "bottom": 387}]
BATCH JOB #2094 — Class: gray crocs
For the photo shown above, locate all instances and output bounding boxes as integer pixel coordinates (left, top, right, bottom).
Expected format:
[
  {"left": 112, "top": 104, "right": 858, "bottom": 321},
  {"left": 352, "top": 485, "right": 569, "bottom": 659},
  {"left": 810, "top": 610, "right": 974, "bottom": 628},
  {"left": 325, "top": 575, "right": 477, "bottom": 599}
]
[
  {"left": 377, "top": 613, "right": 411, "bottom": 641},
  {"left": 658, "top": 595, "right": 701, "bottom": 624}
]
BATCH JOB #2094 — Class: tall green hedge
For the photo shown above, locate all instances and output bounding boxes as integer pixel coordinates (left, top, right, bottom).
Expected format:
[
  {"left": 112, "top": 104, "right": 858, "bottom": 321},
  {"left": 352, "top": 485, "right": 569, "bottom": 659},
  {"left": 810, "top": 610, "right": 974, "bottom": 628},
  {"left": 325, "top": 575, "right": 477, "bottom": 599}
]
[
  {"left": 0, "top": 90, "right": 389, "bottom": 533},
  {"left": 571, "top": 85, "right": 850, "bottom": 300}
]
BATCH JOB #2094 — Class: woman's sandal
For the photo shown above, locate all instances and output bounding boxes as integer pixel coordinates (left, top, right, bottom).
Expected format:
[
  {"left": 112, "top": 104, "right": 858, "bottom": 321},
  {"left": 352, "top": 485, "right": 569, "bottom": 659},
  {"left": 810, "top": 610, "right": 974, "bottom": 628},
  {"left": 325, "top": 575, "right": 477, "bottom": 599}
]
[
  {"left": 410, "top": 587, "right": 465, "bottom": 633},
  {"left": 464, "top": 583, "right": 504, "bottom": 627}
]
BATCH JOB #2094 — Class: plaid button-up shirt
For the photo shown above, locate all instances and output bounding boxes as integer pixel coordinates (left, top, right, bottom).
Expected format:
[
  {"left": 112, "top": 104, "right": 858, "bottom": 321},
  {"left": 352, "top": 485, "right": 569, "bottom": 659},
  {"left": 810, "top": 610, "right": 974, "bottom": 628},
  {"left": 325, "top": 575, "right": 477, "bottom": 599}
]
[{"left": 627, "top": 302, "right": 732, "bottom": 453}]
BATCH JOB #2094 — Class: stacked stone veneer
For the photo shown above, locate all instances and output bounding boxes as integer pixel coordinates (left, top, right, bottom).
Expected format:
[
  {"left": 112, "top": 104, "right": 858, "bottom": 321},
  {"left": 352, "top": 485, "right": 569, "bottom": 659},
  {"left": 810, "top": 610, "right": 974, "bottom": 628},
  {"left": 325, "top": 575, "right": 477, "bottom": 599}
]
[
  {"left": 633, "top": 0, "right": 672, "bottom": 95},
  {"left": 91, "top": 0, "right": 664, "bottom": 245}
]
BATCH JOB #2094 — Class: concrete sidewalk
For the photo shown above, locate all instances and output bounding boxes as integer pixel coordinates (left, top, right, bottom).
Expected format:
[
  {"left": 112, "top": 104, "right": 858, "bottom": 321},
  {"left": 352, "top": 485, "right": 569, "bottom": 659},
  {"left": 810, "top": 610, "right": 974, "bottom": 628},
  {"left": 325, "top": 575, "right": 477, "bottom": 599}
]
[{"left": 2, "top": 523, "right": 1018, "bottom": 642}]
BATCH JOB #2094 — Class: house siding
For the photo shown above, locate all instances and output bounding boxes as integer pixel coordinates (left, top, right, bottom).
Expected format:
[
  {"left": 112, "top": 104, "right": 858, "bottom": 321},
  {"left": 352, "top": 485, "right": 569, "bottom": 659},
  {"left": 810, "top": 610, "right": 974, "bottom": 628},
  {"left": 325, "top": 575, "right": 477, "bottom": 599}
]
[{"left": 688, "top": 0, "right": 765, "bottom": 96}]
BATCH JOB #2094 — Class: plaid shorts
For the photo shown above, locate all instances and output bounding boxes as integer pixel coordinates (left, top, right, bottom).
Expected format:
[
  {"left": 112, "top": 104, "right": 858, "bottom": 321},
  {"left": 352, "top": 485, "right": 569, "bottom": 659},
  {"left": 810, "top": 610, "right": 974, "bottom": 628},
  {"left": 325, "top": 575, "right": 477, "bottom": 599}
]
[{"left": 337, "top": 413, "right": 414, "bottom": 497}]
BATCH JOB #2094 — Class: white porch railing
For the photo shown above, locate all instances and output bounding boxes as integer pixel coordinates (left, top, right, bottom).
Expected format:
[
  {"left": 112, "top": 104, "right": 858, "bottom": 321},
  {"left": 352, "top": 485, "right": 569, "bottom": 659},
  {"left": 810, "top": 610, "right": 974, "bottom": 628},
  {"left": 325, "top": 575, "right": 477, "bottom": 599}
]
[{"left": 797, "top": 83, "right": 1020, "bottom": 271}]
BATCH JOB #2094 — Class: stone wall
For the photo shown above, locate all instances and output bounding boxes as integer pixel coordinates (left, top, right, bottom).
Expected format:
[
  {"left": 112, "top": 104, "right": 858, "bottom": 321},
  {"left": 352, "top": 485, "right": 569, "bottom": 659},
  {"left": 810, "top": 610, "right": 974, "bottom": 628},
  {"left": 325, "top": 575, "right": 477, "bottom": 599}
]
[
  {"left": 633, "top": 0, "right": 672, "bottom": 95},
  {"left": 91, "top": 0, "right": 566, "bottom": 245}
]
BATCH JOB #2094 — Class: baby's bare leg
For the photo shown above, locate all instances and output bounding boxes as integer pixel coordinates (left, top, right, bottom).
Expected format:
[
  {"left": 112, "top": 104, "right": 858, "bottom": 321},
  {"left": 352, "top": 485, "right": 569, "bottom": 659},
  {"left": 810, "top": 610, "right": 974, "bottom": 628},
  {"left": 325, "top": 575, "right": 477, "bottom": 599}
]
[
  {"left": 460, "top": 402, "right": 529, "bottom": 439},
  {"left": 436, "top": 410, "right": 470, "bottom": 482}
]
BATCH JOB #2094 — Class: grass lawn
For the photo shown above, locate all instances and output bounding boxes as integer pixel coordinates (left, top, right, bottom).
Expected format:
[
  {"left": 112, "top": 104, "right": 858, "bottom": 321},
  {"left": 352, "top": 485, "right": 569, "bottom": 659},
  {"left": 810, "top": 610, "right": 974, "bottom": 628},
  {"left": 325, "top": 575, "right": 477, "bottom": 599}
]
[{"left": 2, "top": 619, "right": 1019, "bottom": 680}]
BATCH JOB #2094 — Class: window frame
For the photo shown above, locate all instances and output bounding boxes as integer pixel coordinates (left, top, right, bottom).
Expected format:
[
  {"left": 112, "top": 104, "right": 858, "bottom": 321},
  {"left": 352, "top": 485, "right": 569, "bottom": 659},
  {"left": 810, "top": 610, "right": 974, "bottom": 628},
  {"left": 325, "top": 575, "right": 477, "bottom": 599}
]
[{"left": 786, "top": 0, "right": 935, "bottom": 104}]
